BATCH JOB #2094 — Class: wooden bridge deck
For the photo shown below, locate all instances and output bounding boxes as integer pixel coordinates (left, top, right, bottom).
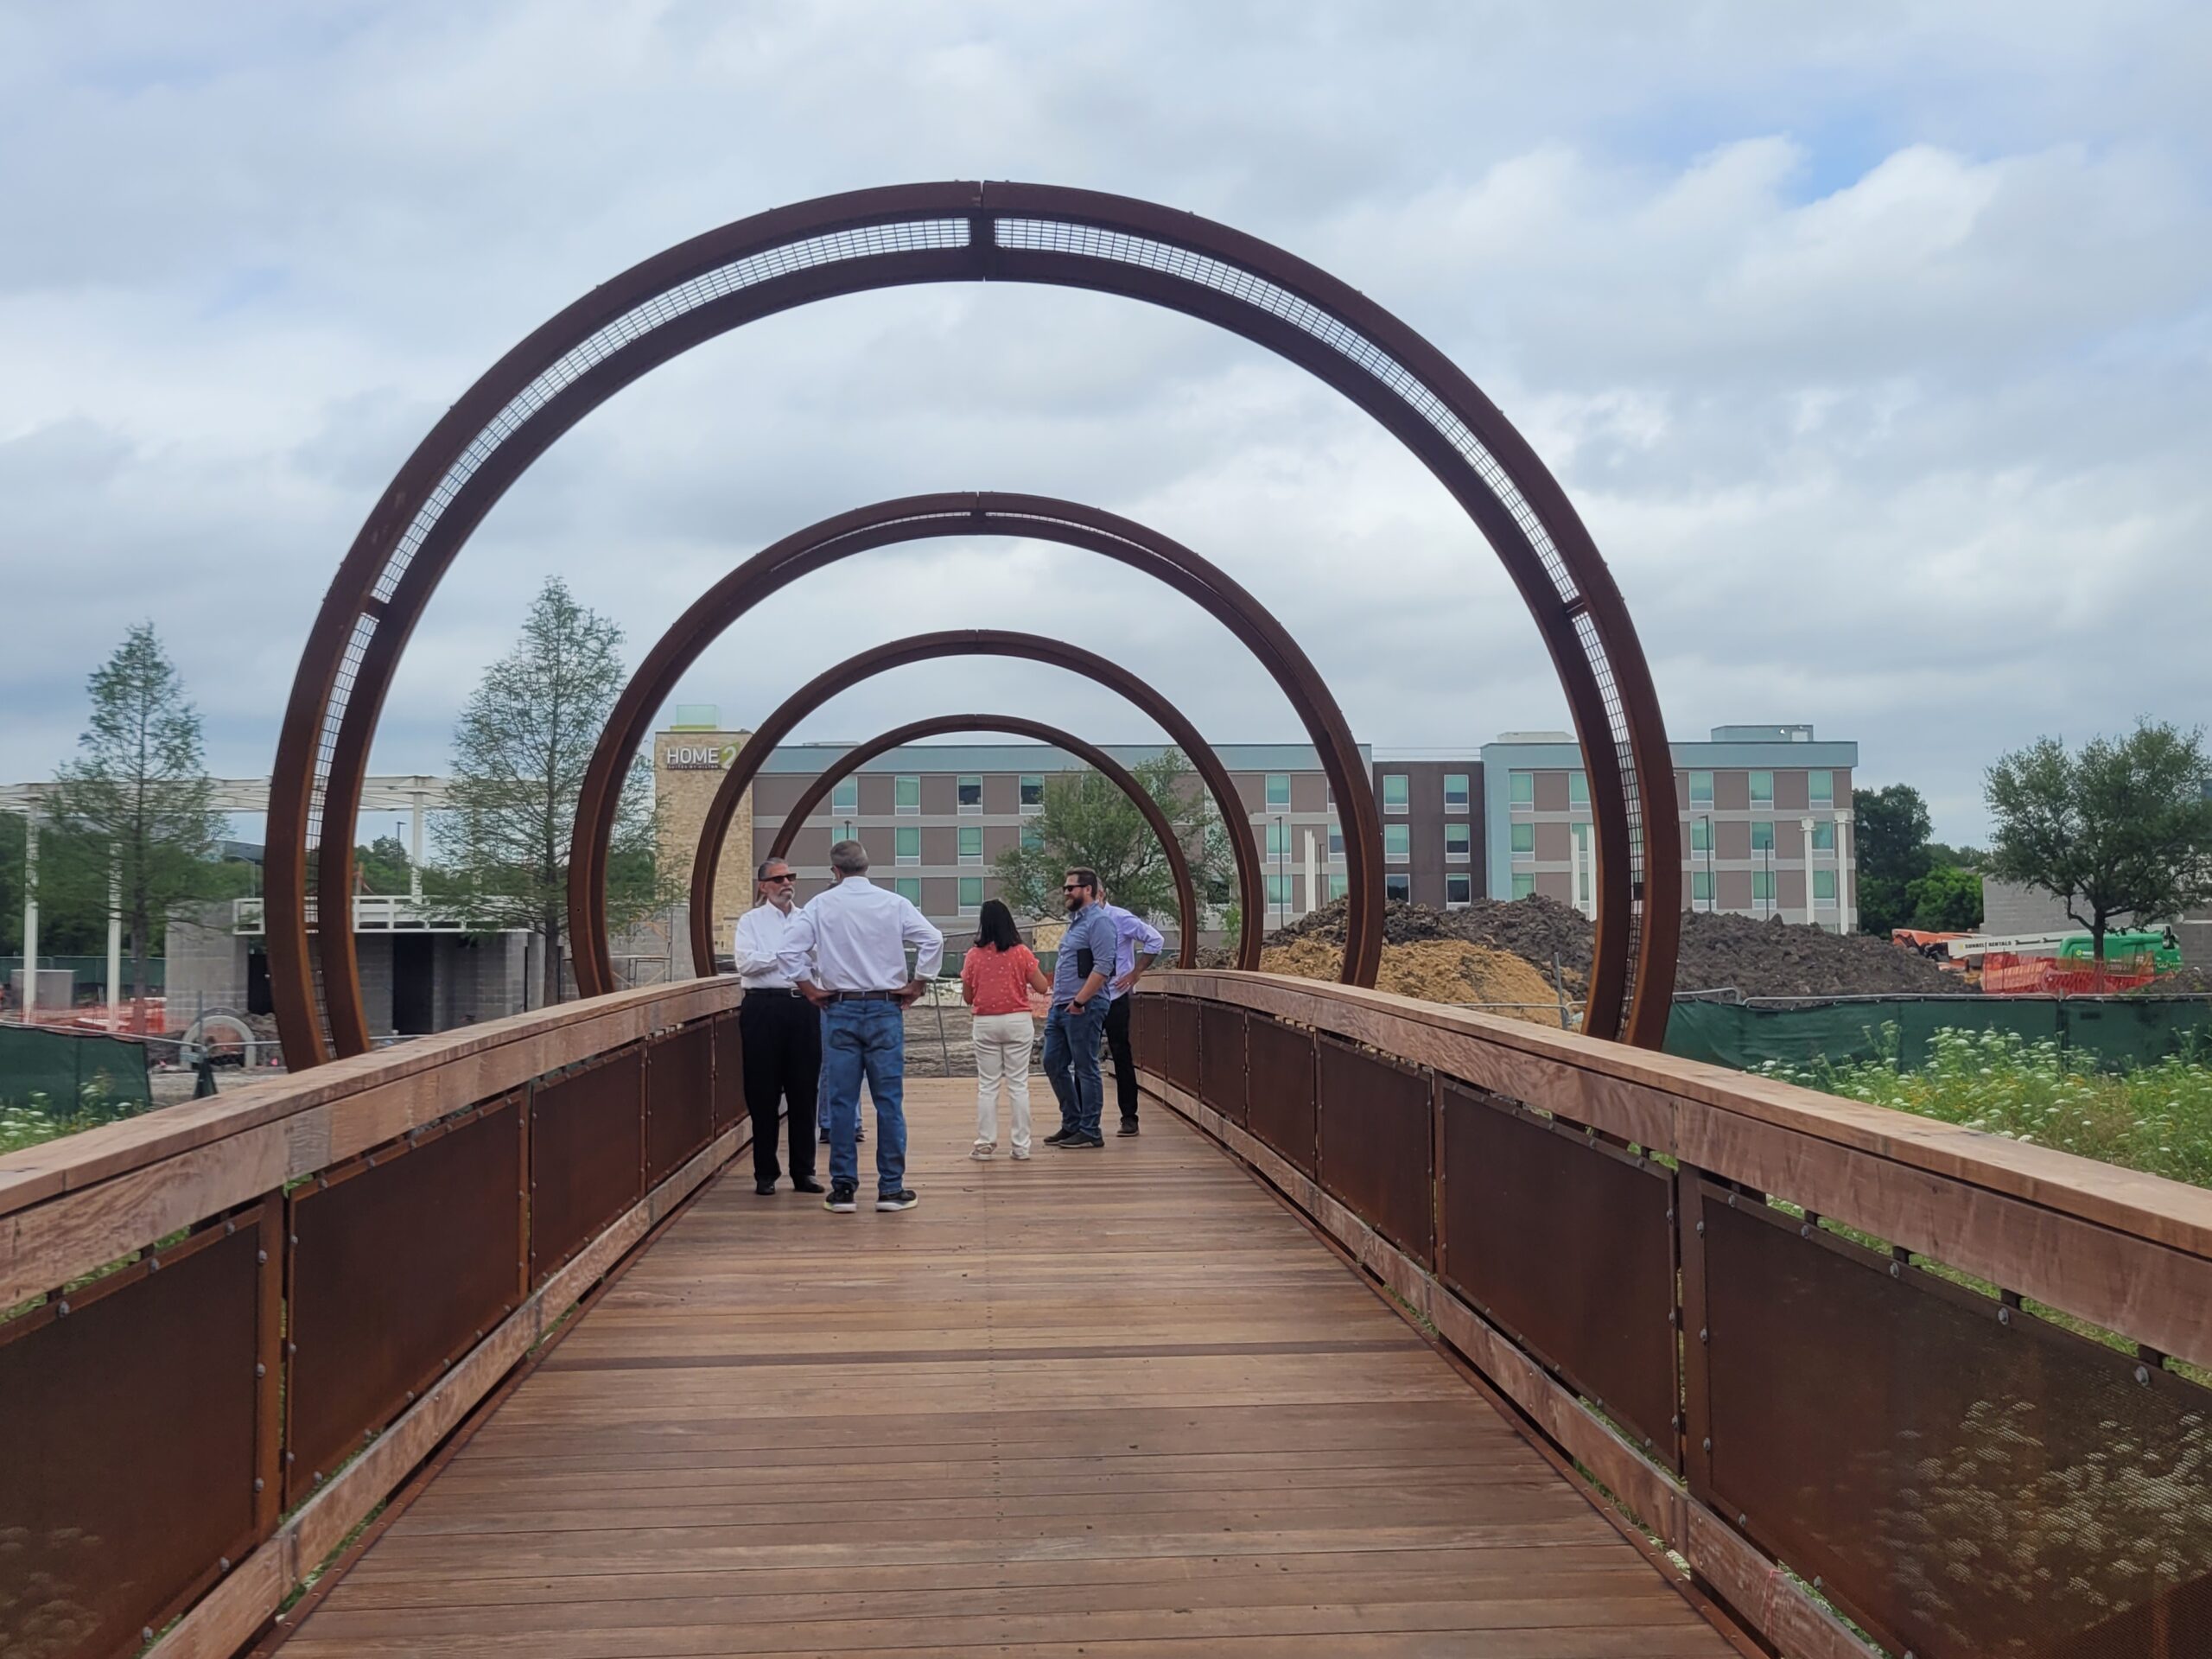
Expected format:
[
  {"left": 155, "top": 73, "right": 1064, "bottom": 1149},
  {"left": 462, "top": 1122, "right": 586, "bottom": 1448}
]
[{"left": 282, "top": 1079, "right": 1740, "bottom": 1657}]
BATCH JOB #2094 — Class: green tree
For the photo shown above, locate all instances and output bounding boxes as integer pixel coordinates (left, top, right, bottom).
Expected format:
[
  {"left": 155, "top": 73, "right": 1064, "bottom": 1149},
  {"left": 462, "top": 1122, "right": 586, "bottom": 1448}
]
[
  {"left": 353, "top": 834, "right": 413, "bottom": 896},
  {"left": 1984, "top": 719, "right": 2212, "bottom": 970},
  {"left": 1905, "top": 862, "right": 1983, "bottom": 931},
  {"left": 991, "top": 749, "right": 1234, "bottom": 927},
  {"left": 44, "top": 624, "right": 225, "bottom": 1003},
  {"left": 435, "top": 578, "right": 669, "bottom": 1007},
  {"left": 1852, "top": 782, "right": 1935, "bottom": 937}
]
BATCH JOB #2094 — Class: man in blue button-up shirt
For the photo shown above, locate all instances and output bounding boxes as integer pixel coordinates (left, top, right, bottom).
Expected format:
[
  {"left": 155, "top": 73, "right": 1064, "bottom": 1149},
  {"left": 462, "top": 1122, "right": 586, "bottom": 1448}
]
[{"left": 1041, "top": 868, "right": 1119, "bottom": 1149}]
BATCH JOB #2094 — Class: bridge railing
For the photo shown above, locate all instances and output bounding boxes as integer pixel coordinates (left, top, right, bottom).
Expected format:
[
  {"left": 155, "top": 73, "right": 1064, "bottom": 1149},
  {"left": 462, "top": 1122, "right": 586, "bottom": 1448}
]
[
  {"left": 1134, "top": 970, "right": 2212, "bottom": 1659},
  {"left": 0, "top": 977, "right": 746, "bottom": 1659}
]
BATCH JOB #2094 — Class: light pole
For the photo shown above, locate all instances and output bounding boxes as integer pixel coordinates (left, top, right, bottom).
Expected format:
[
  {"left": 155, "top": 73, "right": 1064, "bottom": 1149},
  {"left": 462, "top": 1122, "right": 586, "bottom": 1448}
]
[
  {"left": 1698, "top": 813, "right": 1713, "bottom": 913},
  {"left": 1271, "top": 812, "right": 1287, "bottom": 929}
]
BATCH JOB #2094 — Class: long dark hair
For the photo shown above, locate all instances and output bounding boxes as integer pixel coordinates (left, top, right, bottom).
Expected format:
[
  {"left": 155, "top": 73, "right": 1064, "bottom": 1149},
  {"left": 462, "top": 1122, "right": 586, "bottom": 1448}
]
[{"left": 973, "top": 898, "right": 1021, "bottom": 952}]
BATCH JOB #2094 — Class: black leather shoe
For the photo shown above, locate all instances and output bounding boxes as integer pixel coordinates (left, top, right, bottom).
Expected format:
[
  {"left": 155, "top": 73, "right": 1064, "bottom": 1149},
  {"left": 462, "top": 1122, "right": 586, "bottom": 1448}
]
[
  {"left": 755, "top": 1180, "right": 778, "bottom": 1195},
  {"left": 791, "top": 1177, "right": 825, "bottom": 1194},
  {"left": 1117, "top": 1119, "right": 1140, "bottom": 1136}
]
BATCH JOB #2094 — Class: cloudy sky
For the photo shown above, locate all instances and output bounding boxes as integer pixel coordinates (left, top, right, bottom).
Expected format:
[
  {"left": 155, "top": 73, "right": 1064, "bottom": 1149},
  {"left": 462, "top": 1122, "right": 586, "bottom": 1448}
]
[{"left": 3, "top": 1, "right": 2208, "bottom": 844}]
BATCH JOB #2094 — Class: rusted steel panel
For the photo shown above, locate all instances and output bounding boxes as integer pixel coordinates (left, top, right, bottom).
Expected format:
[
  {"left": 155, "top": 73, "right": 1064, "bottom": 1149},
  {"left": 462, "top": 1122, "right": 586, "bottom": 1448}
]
[
  {"left": 1198, "top": 1002, "right": 1248, "bottom": 1125},
  {"left": 1440, "top": 1081, "right": 1678, "bottom": 1466},
  {"left": 645, "top": 1020, "right": 715, "bottom": 1185},
  {"left": 0, "top": 1216, "right": 270, "bottom": 1659},
  {"left": 710, "top": 1009, "right": 743, "bottom": 1132},
  {"left": 1129, "top": 993, "right": 1165, "bottom": 1075},
  {"left": 1315, "top": 1034, "right": 1433, "bottom": 1264},
  {"left": 1163, "top": 996, "right": 1201, "bottom": 1093},
  {"left": 1696, "top": 1179, "right": 2212, "bottom": 1659},
  {"left": 530, "top": 1045, "right": 645, "bottom": 1286},
  {"left": 284, "top": 1099, "right": 524, "bottom": 1505},
  {"left": 1245, "top": 1014, "right": 1318, "bottom": 1175}
]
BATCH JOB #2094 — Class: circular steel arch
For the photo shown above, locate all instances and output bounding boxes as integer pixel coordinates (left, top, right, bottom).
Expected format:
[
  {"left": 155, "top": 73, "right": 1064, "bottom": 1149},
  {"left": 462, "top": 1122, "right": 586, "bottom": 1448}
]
[
  {"left": 268, "top": 181, "right": 1678, "bottom": 1069},
  {"left": 760, "top": 715, "right": 1200, "bottom": 969},
  {"left": 565, "top": 493, "right": 1380, "bottom": 1007},
  {"left": 685, "top": 632, "right": 1264, "bottom": 982}
]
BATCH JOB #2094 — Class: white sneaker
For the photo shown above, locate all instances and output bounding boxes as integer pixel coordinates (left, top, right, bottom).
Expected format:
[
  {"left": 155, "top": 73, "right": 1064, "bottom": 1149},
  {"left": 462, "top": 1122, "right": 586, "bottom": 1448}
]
[
  {"left": 1011, "top": 1147, "right": 1032, "bottom": 1160},
  {"left": 969, "top": 1143, "right": 995, "bottom": 1160}
]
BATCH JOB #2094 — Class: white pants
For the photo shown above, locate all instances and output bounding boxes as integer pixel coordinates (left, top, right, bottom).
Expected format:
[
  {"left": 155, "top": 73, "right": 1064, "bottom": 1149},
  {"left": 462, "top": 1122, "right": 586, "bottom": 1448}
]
[{"left": 972, "top": 1012, "right": 1034, "bottom": 1153}]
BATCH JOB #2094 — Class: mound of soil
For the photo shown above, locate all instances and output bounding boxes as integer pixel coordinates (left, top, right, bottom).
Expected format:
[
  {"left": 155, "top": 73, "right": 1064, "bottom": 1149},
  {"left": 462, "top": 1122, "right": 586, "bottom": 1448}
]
[
  {"left": 1260, "top": 936, "right": 1569, "bottom": 1026},
  {"left": 1219, "top": 894, "right": 1965, "bottom": 1001}
]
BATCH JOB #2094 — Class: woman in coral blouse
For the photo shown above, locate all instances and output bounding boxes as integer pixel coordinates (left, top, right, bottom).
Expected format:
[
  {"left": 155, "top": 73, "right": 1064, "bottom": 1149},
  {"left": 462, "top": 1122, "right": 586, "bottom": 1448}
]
[{"left": 959, "top": 899, "right": 1052, "bottom": 1160}]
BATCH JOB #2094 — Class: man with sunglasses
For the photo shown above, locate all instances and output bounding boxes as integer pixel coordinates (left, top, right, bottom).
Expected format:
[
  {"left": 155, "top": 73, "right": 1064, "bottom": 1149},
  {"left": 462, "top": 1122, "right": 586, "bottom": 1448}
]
[
  {"left": 732, "top": 858, "right": 822, "bottom": 1195},
  {"left": 1041, "top": 868, "right": 1118, "bottom": 1150}
]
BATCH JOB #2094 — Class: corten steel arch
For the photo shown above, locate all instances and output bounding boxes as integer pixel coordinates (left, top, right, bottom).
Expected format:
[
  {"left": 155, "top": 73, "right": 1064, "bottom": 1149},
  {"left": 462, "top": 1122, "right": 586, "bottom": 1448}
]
[
  {"left": 760, "top": 715, "right": 1200, "bottom": 969},
  {"left": 684, "top": 631, "right": 1264, "bottom": 982},
  {"left": 268, "top": 181, "right": 1679, "bottom": 1069},
  {"left": 565, "top": 493, "right": 1380, "bottom": 1006}
]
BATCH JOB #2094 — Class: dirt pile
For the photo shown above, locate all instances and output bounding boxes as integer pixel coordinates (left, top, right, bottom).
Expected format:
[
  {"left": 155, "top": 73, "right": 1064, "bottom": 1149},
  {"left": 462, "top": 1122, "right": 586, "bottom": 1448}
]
[
  {"left": 1222, "top": 894, "right": 1966, "bottom": 1001},
  {"left": 1259, "top": 936, "right": 1567, "bottom": 1024}
]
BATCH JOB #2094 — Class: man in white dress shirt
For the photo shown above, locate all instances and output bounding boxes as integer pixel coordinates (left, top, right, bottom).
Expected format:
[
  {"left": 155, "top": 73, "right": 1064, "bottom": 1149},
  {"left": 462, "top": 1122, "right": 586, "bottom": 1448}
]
[
  {"left": 731, "top": 857, "right": 822, "bottom": 1196},
  {"left": 777, "top": 839, "right": 944, "bottom": 1214}
]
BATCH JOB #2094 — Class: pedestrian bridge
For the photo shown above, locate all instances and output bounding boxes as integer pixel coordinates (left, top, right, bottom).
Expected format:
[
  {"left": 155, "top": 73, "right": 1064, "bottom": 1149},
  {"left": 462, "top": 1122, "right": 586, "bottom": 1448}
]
[{"left": 4, "top": 974, "right": 2209, "bottom": 1659}]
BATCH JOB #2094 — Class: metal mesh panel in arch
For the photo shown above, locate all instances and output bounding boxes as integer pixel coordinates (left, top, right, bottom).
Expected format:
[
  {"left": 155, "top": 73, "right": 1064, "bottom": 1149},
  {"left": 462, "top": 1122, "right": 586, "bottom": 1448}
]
[
  {"left": 1695, "top": 1180, "right": 2212, "bottom": 1659},
  {"left": 1439, "top": 1081, "right": 1678, "bottom": 1466},
  {"left": 0, "top": 1217, "right": 272, "bottom": 1659},
  {"left": 1245, "top": 1014, "right": 1317, "bottom": 1174},
  {"left": 1315, "top": 1033, "right": 1434, "bottom": 1266},
  {"left": 1163, "top": 997, "right": 1200, "bottom": 1093},
  {"left": 645, "top": 1019, "right": 715, "bottom": 1185},
  {"left": 1198, "top": 1002, "right": 1247, "bottom": 1124},
  {"left": 284, "top": 1099, "right": 524, "bottom": 1505},
  {"left": 529, "top": 1044, "right": 645, "bottom": 1286}
]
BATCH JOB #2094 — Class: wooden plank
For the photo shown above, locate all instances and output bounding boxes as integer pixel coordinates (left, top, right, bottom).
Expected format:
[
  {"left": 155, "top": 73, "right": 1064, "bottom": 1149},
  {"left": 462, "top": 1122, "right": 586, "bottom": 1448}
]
[
  {"left": 280, "top": 1079, "right": 1742, "bottom": 1658},
  {"left": 144, "top": 1120, "right": 747, "bottom": 1659}
]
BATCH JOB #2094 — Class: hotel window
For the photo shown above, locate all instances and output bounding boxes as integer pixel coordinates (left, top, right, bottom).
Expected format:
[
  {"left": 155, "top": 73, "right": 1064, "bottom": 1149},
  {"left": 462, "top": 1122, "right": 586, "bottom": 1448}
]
[
  {"left": 895, "top": 827, "right": 921, "bottom": 865},
  {"left": 1382, "top": 773, "right": 1409, "bottom": 814},
  {"left": 830, "top": 778, "right": 859, "bottom": 815},
  {"left": 1384, "top": 823, "right": 1410, "bottom": 864},
  {"left": 1751, "top": 821, "right": 1775, "bottom": 853},
  {"left": 894, "top": 877, "right": 921, "bottom": 904},
  {"left": 1267, "top": 874, "right": 1294, "bottom": 906},
  {"left": 1568, "top": 770, "right": 1588, "bottom": 809},
  {"left": 894, "top": 774, "right": 920, "bottom": 814},
  {"left": 1446, "top": 873, "right": 1472, "bottom": 907},
  {"left": 1323, "top": 874, "right": 1347, "bottom": 903},
  {"left": 957, "top": 775, "right": 982, "bottom": 811},
  {"left": 1327, "top": 819, "right": 1343, "bottom": 860},
  {"left": 1814, "top": 869, "right": 1838, "bottom": 902},
  {"left": 1265, "top": 821, "right": 1290, "bottom": 859},
  {"left": 1689, "top": 818, "right": 1710, "bottom": 853},
  {"left": 1443, "top": 772, "right": 1470, "bottom": 812},
  {"left": 1019, "top": 774, "right": 1044, "bottom": 810},
  {"left": 1511, "top": 822, "right": 1535, "bottom": 856},
  {"left": 1752, "top": 870, "right": 1775, "bottom": 904},
  {"left": 1689, "top": 771, "right": 1713, "bottom": 808},
  {"left": 1809, "top": 770, "right": 1834, "bottom": 806},
  {"left": 1511, "top": 873, "right": 1535, "bottom": 899},
  {"left": 1510, "top": 771, "right": 1535, "bottom": 805},
  {"left": 1813, "top": 820, "right": 1835, "bottom": 851},
  {"left": 958, "top": 876, "right": 983, "bottom": 914},
  {"left": 1692, "top": 871, "right": 1713, "bottom": 905},
  {"left": 1751, "top": 770, "right": 1774, "bottom": 806},
  {"left": 1445, "top": 823, "right": 1471, "bottom": 863},
  {"left": 1265, "top": 772, "right": 1291, "bottom": 810},
  {"left": 1385, "top": 874, "right": 1412, "bottom": 902},
  {"left": 1020, "top": 823, "right": 1043, "bottom": 853},
  {"left": 957, "top": 826, "right": 982, "bottom": 865}
]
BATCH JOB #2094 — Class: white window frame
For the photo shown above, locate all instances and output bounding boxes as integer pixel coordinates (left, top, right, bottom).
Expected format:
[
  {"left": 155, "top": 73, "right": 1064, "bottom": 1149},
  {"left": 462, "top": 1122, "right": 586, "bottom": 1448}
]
[
  {"left": 1383, "top": 823, "right": 1411, "bottom": 865},
  {"left": 956, "top": 774, "right": 983, "bottom": 813},
  {"left": 1814, "top": 868, "right": 1838, "bottom": 904},
  {"left": 1751, "top": 769, "right": 1775, "bottom": 807},
  {"left": 894, "top": 877, "right": 922, "bottom": 904},
  {"left": 894, "top": 775, "right": 921, "bottom": 815},
  {"left": 1510, "top": 822, "right": 1535, "bottom": 860},
  {"left": 1264, "top": 772, "right": 1292, "bottom": 810},
  {"left": 1019, "top": 773, "right": 1045, "bottom": 812},
  {"left": 1809, "top": 769, "right": 1834, "bottom": 806},
  {"left": 1382, "top": 773, "right": 1409, "bottom": 815},
  {"left": 895, "top": 826, "right": 921, "bottom": 867},
  {"left": 1385, "top": 873, "right": 1413, "bottom": 902},
  {"left": 1511, "top": 873, "right": 1535, "bottom": 900},
  {"left": 830, "top": 778, "right": 860, "bottom": 815},
  {"left": 1442, "top": 772, "right": 1470, "bottom": 813},
  {"left": 1326, "top": 819, "right": 1344, "bottom": 861},
  {"left": 1510, "top": 771, "right": 1535, "bottom": 807},
  {"left": 1445, "top": 872, "right": 1472, "bottom": 909},
  {"left": 1444, "top": 822, "right": 1471, "bottom": 864},
  {"left": 957, "top": 876, "right": 984, "bottom": 915},
  {"left": 957, "top": 825, "right": 983, "bottom": 866},
  {"left": 1688, "top": 771, "right": 1713, "bottom": 809}
]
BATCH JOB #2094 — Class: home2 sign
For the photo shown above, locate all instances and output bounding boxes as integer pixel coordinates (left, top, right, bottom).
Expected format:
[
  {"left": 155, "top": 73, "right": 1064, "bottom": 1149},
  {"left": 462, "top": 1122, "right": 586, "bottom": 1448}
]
[{"left": 664, "top": 744, "right": 739, "bottom": 771}]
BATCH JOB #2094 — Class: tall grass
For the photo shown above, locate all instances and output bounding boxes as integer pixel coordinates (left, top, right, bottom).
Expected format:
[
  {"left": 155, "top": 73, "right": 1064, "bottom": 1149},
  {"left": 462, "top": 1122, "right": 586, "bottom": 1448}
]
[
  {"left": 0, "top": 1081, "right": 145, "bottom": 1154},
  {"left": 1758, "top": 1025, "right": 2212, "bottom": 1190}
]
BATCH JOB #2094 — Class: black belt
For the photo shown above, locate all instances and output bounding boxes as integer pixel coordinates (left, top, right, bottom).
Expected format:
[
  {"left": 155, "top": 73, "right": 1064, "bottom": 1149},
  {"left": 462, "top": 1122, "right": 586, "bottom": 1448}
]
[
  {"left": 743, "top": 985, "right": 805, "bottom": 997},
  {"left": 827, "top": 989, "right": 900, "bottom": 1002}
]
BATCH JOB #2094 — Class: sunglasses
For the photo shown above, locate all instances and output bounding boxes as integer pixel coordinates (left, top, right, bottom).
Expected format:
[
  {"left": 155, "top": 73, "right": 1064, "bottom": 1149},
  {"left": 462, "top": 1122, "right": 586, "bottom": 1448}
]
[
  {"left": 1061, "top": 884, "right": 1090, "bottom": 893},
  {"left": 764, "top": 873, "right": 797, "bottom": 883}
]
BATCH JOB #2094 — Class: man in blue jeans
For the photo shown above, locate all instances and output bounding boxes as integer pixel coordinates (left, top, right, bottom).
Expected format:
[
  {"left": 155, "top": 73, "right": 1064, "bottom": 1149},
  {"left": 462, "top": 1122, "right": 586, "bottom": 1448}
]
[
  {"left": 1042, "top": 867, "right": 1117, "bottom": 1150},
  {"left": 778, "top": 839, "right": 944, "bottom": 1212}
]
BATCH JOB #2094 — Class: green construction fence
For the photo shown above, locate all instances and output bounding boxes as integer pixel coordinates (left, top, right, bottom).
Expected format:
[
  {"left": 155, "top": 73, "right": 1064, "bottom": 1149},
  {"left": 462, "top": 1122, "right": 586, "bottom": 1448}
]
[
  {"left": 0, "top": 1022, "right": 155, "bottom": 1116},
  {"left": 1665, "top": 995, "right": 2212, "bottom": 1075}
]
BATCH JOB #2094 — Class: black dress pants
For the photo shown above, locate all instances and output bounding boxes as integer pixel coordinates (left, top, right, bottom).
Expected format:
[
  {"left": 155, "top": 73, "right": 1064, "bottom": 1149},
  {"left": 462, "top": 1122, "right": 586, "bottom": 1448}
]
[
  {"left": 740, "top": 989, "right": 820, "bottom": 1183},
  {"left": 1103, "top": 993, "right": 1139, "bottom": 1125}
]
